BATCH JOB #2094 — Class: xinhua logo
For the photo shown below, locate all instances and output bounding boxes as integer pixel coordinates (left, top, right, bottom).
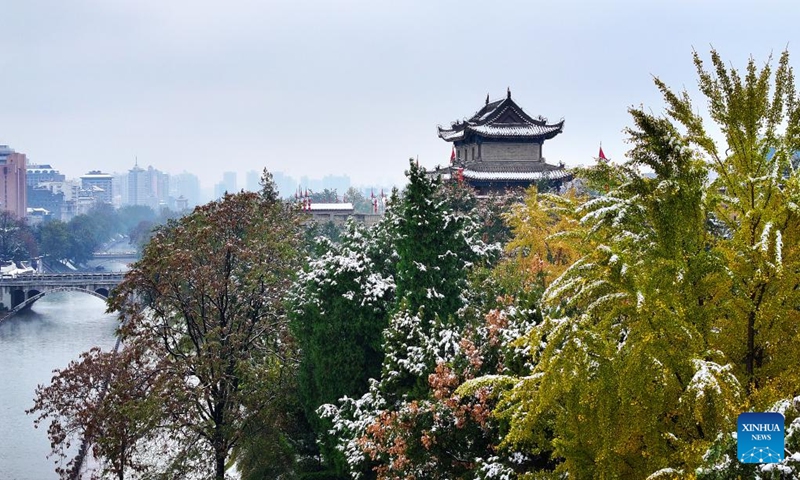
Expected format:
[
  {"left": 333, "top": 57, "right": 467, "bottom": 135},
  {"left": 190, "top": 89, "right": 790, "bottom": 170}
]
[{"left": 737, "top": 412, "right": 785, "bottom": 463}]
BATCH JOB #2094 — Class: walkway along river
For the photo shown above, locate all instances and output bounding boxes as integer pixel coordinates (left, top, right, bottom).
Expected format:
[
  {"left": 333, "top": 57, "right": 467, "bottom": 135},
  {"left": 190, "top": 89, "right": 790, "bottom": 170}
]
[{"left": 0, "top": 292, "right": 117, "bottom": 480}]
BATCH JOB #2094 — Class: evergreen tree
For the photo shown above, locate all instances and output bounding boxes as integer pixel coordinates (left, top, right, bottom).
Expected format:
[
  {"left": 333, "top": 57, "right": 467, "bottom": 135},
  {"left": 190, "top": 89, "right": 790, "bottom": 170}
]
[
  {"left": 393, "top": 159, "right": 469, "bottom": 325},
  {"left": 290, "top": 219, "right": 396, "bottom": 476}
]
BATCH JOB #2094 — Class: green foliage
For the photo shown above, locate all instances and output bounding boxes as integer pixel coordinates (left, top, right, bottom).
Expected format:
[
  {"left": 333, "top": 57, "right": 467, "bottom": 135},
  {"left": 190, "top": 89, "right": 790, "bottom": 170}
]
[
  {"left": 290, "top": 219, "right": 396, "bottom": 474},
  {"left": 492, "top": 48, "right": 800, "bottom": 479},
  {"left": 394, "top": 159, "right": 490, "bottom": 326},
  {"left": 31, "top": 203, "right": 168, "bottom": 266},
  {"left": 290, "top": 193, "right": 403, "bottom": 475},
  {"left": 345, "top": 187, "right": 375, "bottom": 214},
  {"left": 84, "top": 191, "right": 305, "bottom": 479},
  {"left": 259, "top": 167, "right": 280, "bottom": 203},
  {"left": 35, "top": 220, "right": 72, "bottom": 262}
]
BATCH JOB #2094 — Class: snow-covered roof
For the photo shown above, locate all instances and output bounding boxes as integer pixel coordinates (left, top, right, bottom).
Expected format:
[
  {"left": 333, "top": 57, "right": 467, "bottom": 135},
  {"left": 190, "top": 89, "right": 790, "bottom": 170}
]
[
  {"left": 27, "top": 207, "right": 50, "bottom": 214},
  {"left": 437, "top": 90, "right": 564, "bottom": 142},
  {"left": 462, "top": 168, "right": 572, "bottom": 181},
  {"left": 309, "top": 203, "right": 354, "bottom": 211}
]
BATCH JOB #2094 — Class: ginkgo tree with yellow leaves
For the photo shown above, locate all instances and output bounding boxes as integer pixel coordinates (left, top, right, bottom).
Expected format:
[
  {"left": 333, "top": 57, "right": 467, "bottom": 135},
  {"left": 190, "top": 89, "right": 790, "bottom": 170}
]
[{"left": 474, "top": 50, "right": 800, "bottom": 479}]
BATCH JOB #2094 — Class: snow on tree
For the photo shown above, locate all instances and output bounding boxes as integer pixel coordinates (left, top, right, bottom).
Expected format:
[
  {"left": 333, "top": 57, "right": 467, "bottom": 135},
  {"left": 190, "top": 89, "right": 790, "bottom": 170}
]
[
  {"left": 318, "top": 160, "right": 507, "bottom": 479},
  {"left": 484, "top": 49, "right": 800, "bottom": 478}
]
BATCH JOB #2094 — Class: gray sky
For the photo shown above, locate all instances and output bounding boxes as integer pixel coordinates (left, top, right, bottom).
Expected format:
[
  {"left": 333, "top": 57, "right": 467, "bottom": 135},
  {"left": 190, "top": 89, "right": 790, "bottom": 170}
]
[{"left": 1, "top": 0, "right": 797, "bottom": 190}]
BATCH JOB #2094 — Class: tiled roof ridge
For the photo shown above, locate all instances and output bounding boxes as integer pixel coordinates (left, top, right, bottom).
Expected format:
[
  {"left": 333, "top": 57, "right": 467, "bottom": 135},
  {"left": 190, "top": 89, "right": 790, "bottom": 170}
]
[
  {"left": 478, "top": 98, "right": 539, "bottom": 127},
  {"left": 437, "top": 94, "right": 564, "bottom": 142}
]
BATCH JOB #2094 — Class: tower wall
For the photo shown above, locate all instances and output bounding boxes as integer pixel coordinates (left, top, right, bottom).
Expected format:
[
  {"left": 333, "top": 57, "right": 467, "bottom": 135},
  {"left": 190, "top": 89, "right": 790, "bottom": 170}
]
[
  {"left": 459, "top": 141, "right": 542, "bottom": 162},
  {"left": 481, "top": 142, "right": 541, "bottom": 162}
]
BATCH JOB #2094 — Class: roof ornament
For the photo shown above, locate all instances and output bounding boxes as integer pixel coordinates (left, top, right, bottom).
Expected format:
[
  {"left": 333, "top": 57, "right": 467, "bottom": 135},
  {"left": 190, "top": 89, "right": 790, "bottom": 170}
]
[
  {"left": 507, "top": 87, "right": 511, "bottom": 99},
  {"left": 486, "top": 93, "right": 489, "bottom": 105}
]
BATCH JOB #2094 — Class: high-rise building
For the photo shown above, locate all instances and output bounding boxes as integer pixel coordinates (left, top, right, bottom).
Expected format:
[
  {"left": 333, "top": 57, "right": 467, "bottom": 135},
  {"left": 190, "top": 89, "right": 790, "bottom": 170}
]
[
  {"left": 127, "top": 164, "right": 148, "bottom": 207},
  {"left": 322, "top": 174, "right": 351, "bottom": 194},
  {"left": 149, "top": 166, "right": 170, "bottom": 209},
  {"left": 170, "top": 171, "right": 201, "bottom": 208},
  {"left": 245, "top": 170, "right": 260, "bottom": 192},
  {"left": 126, "top": 163, "right": 169, "bottom": 210},
  {"left": 271, "top": 171, "right": 297, "bottom": 199},
  {"left": 26, "top": 164, "right": 65, "bottom": 187},
  {"left": 223, "top": 171, "right": 237, "bottom": 193},
  {"left": 0, "top": 145, "right": 27, "bottom": 219},
  {"left": 81, "top": 170, "right": 114, "bottom": 205}
]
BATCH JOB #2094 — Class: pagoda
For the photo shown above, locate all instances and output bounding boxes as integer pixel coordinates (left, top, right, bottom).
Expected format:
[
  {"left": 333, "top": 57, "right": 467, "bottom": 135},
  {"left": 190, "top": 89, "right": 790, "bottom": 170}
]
[{"left": 434, "top": 89, "right": 571, "bottom": 193}]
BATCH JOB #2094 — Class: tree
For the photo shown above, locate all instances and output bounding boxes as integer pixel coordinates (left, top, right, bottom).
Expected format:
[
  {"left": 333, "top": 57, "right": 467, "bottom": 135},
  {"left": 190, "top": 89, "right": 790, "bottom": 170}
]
[
  {"left": 28, "top": 342, "right": 165, "bottom": 480},
  {"left": 67, "top": 214, "right": 103, "bottom": 265},
  {"left": 344, "top": 187, "right": 374, "bottom": 214},
  {"left": 30, "top": 191, "right": 304, "bottom": 479},
  {"left": 127, "top": 220, "right": 155, "bottom": 252},
  {"left": 319, "top": 161, "right": 502, "bottom": 478},
  {"left": 290, "top": 219, "right": 396, "bottom": 476},
  {"left": 258, "top": 167, "right": 279, "bottom": 203},
  {"left": 309, "top": 188, "right": 339, "bottom": 203},
  {"left": 36, "top": 220, "right": 72, "bottom": 263},
  {"left": 488, "top": 49, "right": 800, "bottom": 478},
  {"left": 0, "top": 211, "right": 35, "bottom": 261},
  {"left": 116, "top": 205, "right": 156, "bottom": 233},
  {"left": 108, "top": 191, "right": 303, "bottom": 479}
]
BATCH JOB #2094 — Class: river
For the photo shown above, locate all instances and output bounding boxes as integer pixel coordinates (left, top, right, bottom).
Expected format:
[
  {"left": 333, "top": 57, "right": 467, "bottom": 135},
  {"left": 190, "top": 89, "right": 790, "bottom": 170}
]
[{"left": 0, "top": 292, "right": 117, "bottom": 480}]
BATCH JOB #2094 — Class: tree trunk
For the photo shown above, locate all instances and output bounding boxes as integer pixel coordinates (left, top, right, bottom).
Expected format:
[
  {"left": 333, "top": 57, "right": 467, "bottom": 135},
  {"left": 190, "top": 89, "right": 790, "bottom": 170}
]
[{"left": 215, "top": 447, "right": 226, "bottom": 480}]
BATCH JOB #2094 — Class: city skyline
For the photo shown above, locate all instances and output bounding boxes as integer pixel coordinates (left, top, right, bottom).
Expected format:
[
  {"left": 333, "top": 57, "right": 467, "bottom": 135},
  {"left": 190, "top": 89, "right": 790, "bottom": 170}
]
[
  {"left": 20, "top": 151, "right": 392, "bottom": 218},
  {"left": 3, "top": 2, "right": 798, "bottom": 190}
]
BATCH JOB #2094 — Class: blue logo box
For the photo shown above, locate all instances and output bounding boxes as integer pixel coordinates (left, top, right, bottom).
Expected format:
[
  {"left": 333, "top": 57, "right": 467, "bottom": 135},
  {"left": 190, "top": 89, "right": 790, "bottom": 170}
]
[{"left": 737, "top": 412, "right": 784, "bottom": 463}]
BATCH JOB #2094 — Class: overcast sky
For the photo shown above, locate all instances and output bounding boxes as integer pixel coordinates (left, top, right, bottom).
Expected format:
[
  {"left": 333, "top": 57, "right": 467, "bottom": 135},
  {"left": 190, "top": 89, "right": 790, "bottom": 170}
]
[{"left": 1, "top": 0, "right": 798, "bottom": 189}]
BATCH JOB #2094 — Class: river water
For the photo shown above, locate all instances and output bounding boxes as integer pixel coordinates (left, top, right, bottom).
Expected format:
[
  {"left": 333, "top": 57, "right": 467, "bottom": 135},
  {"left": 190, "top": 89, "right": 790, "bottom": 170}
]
[{"left": 0, "top": 292, "right": 117, "bottom": 480}]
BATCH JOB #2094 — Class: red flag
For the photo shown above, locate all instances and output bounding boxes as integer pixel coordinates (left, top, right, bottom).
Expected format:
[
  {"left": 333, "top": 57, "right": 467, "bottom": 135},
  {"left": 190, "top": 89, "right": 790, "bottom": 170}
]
[
  {"left": 599, "top": 145, "right": 607, "bottom": 160},
  {"left": 450, "top": 146, "right": 456, "bottom": 164}
]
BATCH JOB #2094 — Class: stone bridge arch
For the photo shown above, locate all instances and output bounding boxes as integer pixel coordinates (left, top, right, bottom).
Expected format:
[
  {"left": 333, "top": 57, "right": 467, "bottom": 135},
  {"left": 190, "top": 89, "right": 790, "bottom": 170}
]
[
  {"left": 0, "top": 273, "right": 124, "bottom": 322},
  {"left": 8, "top": 286, "right": 111, "bottom": 316}
]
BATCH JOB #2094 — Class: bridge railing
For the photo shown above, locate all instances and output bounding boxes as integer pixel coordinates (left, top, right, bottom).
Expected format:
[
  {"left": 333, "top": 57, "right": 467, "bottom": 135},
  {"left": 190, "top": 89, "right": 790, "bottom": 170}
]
[{"left": 0, "top": 272, "right": 127, "bottom": 285}]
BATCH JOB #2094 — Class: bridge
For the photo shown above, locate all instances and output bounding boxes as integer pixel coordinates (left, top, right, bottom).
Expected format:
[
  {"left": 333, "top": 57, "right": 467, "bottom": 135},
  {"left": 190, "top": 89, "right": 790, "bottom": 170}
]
[
  {"left": 0, "top": 273, "right": 126, "bottom": 321},
  {"left": 91, "top": 251, "right": 139, "bottom": 261}
]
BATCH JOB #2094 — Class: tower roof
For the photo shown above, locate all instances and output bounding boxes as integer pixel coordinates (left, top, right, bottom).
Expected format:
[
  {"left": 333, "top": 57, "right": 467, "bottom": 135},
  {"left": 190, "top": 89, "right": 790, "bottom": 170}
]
[{"left": 437, "top": 91, "right": 564, "bottom": 142}]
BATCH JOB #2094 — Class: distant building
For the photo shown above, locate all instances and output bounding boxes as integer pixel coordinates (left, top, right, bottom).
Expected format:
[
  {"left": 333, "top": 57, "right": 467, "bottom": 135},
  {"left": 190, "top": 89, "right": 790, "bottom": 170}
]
[
  {"left": 304, "top": 202, "right": 381, "bottom": 227},
  {"left": 245, "top": 170, "right": 260, "bottom": 192},
  {"left": 128, "top": 164, "right": 148, "bottom": 207},
  {"left": 81, "top": 170, "right": 114, "bottom": 204},
  {"left": 223, "top": 171, "right": 237, "bottom": 193},
  {"left": 0, "top": 145, "right": 27, "bottom": 218},
  {"left": 26, "top": 207, "right": 51, "bottom": 226},
  {"left": 214, "top": 171, "right": 238, "bottom": 199},
  {"left": 126, "top": 163, "right": 169, "bottom": 209},
  {"left": 433, "top": 89, "right": 571, "bottom": 193},
  {"left": 26, "top": 164, "right": 65, "bottom": 187},
  {"left": 271, "top": 171, "right": 298, "bottom": 199},
  {"left": 175, "top": 195, "right": 189, "bottom": 211},
  {"left": 27, "top": 185, "right": 65, "bottom": 220},
  {"left": 170, "top": 172, "right": 201, "bottom": 208},
  {"left": 321, "top": 174, "right": 351, "bottom": 194}
]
